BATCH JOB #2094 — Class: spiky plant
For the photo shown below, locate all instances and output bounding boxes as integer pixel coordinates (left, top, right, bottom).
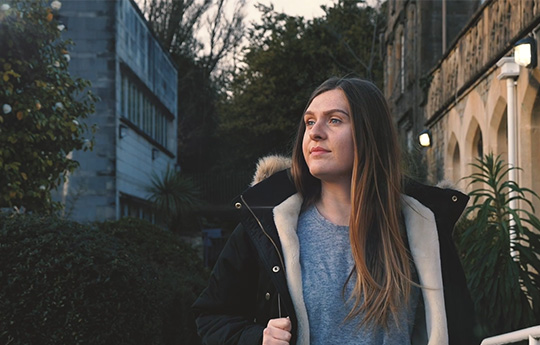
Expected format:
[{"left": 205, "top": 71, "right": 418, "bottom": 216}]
[
  {"left": 146, "top": 166, "right": 203, "bottom": 233},
  {"left": 455, "top": 153, "right": 540, "bottom": 338}
]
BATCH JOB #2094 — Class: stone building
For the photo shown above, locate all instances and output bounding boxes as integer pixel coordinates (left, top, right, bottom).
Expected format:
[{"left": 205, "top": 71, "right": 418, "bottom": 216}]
[
  {"left": 55, "top": 0, "right": 178, "bottom": 222},
  {"left": 385, "top": 0, "right": 540, "bottom": 211}
]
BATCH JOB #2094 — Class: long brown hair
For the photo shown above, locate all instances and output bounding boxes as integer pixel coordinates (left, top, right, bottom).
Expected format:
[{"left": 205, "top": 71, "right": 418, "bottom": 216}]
[{"left": 291, "top": 77, "right": 411, "bottom": 328}]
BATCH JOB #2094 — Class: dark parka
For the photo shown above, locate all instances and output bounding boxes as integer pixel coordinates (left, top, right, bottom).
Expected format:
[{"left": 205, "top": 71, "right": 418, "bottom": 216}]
[{"left": 192, "top": 168, "right": 477, "bottom": 345}]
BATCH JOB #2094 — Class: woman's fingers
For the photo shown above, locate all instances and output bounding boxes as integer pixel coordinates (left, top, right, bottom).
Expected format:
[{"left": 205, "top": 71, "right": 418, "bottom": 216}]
[
  {"left": 262, "top": 317, "right": 292, "bottom": 344},
  {"left": 268, "top": 317, "right": 292, "bottom": 331}
]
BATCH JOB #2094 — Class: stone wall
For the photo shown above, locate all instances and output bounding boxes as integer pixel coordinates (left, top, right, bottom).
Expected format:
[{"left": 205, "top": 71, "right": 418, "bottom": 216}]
[
  {"left": 425, "top": 0, "right": 540, "bottom": 126},
  {"left": 58, "top": 0, "right": 118, "bottom": 221}
]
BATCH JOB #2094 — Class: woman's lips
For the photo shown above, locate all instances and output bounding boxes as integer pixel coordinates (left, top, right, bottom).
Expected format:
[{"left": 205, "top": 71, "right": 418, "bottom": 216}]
[{"left": 310, "top": 147, "right": 330, "bottom": 155}]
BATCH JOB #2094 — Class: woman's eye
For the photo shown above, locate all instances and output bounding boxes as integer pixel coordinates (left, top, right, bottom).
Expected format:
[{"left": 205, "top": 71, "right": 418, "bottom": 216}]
[
  {"left": 330, "top": 118, "right": 342, "bottom": 124},
  {"left": 306, "top": 119, "right": 315, "bottom": 126}
]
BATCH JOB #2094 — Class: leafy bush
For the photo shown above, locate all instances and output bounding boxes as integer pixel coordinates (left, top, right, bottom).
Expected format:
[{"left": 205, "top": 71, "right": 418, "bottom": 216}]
[
  {"left": 454, "top": 154, "right": 540, "bottom": 339},
  {"left": 0, "top": 0, "right": 96, "bottom": 212},
  {"left": 0, "top": 214, "right": 208, "bottom": 344}
]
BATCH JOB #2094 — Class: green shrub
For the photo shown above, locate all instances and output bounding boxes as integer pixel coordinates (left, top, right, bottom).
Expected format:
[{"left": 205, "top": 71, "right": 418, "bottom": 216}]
[
  {"left": 454, "top": 154, "right": 540, "bottom": 339},
  {"left": 0, "top": 214, "right": 208, "bottom": 344},
  {"left": 146, "top": 166, "right": 204, "bottom": 234},
  {"left": 0, "top": 0, "right": 97, "bottom": 212}
]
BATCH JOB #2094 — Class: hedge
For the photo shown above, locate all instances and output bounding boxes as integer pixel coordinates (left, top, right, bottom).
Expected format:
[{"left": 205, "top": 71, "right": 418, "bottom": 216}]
[{"left": 0, "top": 214, "right": 208, "bottom": 345}]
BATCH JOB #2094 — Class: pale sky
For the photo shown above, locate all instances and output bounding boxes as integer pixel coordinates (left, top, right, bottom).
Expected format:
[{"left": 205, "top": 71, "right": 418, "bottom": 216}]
[
  {"left": 244, "top": 0, "right": 335, "bottom": 21},
  {"left": 244, "top": 0, "right": 380, "bottom": 22}
]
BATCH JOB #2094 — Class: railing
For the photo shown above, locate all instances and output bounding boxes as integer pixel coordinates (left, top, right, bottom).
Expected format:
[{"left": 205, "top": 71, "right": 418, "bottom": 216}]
[{"left": 481, "top": 326, "right": 540, "bottom": 345}]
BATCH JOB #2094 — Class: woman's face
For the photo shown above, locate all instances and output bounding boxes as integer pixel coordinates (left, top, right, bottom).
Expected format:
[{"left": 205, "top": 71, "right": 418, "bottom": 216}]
[{"left": 302, "top": 89, "right": 355, "bottom": 183}]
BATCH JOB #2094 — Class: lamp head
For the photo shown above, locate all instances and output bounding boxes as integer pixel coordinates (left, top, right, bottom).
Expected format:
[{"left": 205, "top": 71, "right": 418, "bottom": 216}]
[
  {"left": 418, "top": 129, "right": 432, "bottom": 147},
  {"left": 514, "top": 36, "right": 537, "bottom": 68}
]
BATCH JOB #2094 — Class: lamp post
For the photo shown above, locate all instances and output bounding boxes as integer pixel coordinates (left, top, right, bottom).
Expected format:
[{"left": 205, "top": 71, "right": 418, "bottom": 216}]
[
  {"left": 496, "top": 35, "right": 539, "bottom": 257},
  {"left": 496, "top": 56, "right": 520, "bottom": 258}
]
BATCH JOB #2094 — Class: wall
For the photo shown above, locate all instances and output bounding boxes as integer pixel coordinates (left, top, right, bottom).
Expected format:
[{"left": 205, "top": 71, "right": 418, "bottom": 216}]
[
  {"left": 54, "top": 0, "right": 178, "bottom": 222},
  {"left": 422, "top": 0, "right": 540, "bottom": 212},
  {"left": 57, "top": 0, "right": 118, "bottom": 221},
  {"left": 115, "top": 0, "right": 178, "bottom": 215}
]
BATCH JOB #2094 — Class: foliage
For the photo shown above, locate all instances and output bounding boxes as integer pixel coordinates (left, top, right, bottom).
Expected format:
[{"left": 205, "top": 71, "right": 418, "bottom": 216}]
[
  {"left": 173, "top": 55, "right": 221, "bottom": 173},
  {"left": 146, "top": 165, "right": 204, "bottom": 233},
  {"left": 141, "top": 0, "right": 212, "bottom": 58},
  {"left": 0, "top": 213, "right": 208, "bottom": 345},
  {"left": 0, "top": 0, "right": 97, "bottom": 212},
  {"left": 216, "top": 0, "right": 387, "bottom": 171},
  {"left": 140, "top": 0, "right": 246, "bottom": 173},
  {"left": 454, "top": 153, "right": 540, "bottom": 338}
]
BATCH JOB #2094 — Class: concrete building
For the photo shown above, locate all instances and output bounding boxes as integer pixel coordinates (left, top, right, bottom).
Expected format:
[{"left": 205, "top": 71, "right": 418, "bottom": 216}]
[
  {"left": 385, "top": 0, "right": 540, "bottom": 211},
  {"left": 55, "top": 0, "right": 178, "bottom": 222}
]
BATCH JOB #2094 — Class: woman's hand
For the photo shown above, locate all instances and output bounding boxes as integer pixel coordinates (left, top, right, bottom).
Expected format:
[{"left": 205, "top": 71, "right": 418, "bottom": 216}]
[{"left": 262, "top": 317, "right": 292, "bottom": 345}]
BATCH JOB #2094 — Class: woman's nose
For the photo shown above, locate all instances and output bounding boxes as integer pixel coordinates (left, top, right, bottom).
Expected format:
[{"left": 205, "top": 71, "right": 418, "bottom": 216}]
[{"left": 309, "top": 121, "right": 325, "bottom": 140}]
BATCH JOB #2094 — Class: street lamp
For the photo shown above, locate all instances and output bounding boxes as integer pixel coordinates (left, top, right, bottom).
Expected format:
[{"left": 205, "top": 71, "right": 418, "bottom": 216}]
[
  {"left": 418, "top": 129, "right": 432, "bottom": 147},
  {"left": 514, "top": 36, "right": 537, "bottom": 68}
]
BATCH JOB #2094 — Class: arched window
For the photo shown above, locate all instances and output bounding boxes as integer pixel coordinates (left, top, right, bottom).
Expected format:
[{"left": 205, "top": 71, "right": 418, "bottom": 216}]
[
  {"left": 452, "top": 144, "right": 461, "bottom": 184},
  {"left": 473, "top": 128, "right": 483, "bottom": 158},
  {"left": 497, "top": 110, "right": 508, "bottom": 164}
]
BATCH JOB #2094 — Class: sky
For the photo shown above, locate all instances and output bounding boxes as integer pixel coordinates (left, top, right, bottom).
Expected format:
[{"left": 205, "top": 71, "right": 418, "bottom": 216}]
[
  {"left": 244, "top": 0, "right": 381, "bottom": 22},
  {"left": 244, "top": 0, "right": 335, "bottom": 21}
]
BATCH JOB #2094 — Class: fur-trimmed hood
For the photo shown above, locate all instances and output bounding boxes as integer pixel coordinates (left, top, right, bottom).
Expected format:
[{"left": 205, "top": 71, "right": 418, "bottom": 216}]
[{"left": 251, "top": 155, "right": 292, "bottom": 186}]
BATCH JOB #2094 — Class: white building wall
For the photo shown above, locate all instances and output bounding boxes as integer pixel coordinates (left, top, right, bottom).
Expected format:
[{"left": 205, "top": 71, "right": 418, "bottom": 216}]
[{"left": 114, "top": 0, "right": 178, "bottom": 217}]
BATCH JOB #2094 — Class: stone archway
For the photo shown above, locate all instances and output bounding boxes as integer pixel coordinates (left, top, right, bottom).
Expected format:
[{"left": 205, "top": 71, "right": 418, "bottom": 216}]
[
  {"left": 488, "top": 93, "right": 508, "bottom": 163},
  {"left": 496, "top": 110, "right": 508, "bottom": 164},
  {"left": 529, "top": 92, "right": 540, "bottom": 211},
  {"left": 464, "top": 117, "right": 483, "bottom": 173},
  {"left": 447, "top": 132, "right": 461, "bottom": 186}
]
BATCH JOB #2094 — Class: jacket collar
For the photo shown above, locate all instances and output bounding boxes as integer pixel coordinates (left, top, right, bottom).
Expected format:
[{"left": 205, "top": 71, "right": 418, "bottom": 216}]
[{"left": 235, "top": 169, "right": 296, "bottom": 209}]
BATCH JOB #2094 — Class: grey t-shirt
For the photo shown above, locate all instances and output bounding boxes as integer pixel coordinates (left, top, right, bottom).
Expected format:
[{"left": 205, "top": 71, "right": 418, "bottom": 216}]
[{"left": 297, "top": 205, "right": 419, "bottom": 345}]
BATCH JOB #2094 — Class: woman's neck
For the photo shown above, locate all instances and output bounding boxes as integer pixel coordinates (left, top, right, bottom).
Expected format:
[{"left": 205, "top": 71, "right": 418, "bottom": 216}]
[{"left": 316, "top": 180, "right": 352, "bottom": 226}]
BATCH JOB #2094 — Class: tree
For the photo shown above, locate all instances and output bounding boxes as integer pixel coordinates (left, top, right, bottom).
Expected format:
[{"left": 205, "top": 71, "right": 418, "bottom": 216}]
[
  {"left": 140, "top": 0, "right": 211, "bottom": 58},
  {"left": 454, "top": 154, "right": 540, "bottom": 338},
  {"left": 139, "top": 0, "right": 246, "bottom": 172},
  {"left": 0, "top": 0, "right": 96, "bottom": 212},
  {"left": 215, "top": 0, "right": 387, "bottom": 172}
]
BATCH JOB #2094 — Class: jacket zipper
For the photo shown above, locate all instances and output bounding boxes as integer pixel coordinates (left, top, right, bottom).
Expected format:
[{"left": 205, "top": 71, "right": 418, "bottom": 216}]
[{"left": 240, "top": 194, "right": 285, "bottom": 318}]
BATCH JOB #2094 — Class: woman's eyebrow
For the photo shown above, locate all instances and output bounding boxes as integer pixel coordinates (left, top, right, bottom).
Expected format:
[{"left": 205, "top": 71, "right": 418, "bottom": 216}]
[{"left": 304, "top": 109, "right": 349, "bottom": 116}]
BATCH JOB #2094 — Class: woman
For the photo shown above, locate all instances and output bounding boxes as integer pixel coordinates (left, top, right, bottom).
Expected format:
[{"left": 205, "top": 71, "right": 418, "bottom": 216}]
[{"left": 193, "top": 77, "right": 476, "bottom": 345}]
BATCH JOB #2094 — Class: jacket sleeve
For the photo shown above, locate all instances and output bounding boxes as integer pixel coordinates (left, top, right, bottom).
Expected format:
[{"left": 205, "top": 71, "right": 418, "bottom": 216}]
[{"left": 192, "top": 224, "right": 264, "bottom": 345}]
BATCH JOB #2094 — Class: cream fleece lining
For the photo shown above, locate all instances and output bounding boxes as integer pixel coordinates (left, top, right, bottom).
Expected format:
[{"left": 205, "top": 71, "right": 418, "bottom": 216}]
[{"left": 272, "top": 193, "right": 448, "bottom": 345}]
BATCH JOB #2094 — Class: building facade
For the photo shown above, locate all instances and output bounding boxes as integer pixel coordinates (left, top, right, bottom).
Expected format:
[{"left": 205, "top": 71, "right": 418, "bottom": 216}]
[
  {"left": 384, "top": 0, "right": 483, "bottom": 180},
  {"left": 55, "top": 0, "right": 178, "bottom": 222},
  {"left": 385, "top": 0, "right": 540, "bottom": 211}
]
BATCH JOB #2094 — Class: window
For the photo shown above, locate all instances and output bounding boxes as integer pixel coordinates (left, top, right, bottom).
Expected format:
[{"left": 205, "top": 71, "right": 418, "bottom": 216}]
[
  {"left": 400, "top": 32, "right": 405, "bottom": 94},
  {"left": 120, "top": 194, "right": 155, "bottom": 224},
  {"left": 407, "top": 129, "right": 413, "bottom": 152},
  {"left": 121, "top": 72, "right": 171, "bottom": 148},
  {"left": 473, "top": 129, "right": 483, "bottom": 158}
]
